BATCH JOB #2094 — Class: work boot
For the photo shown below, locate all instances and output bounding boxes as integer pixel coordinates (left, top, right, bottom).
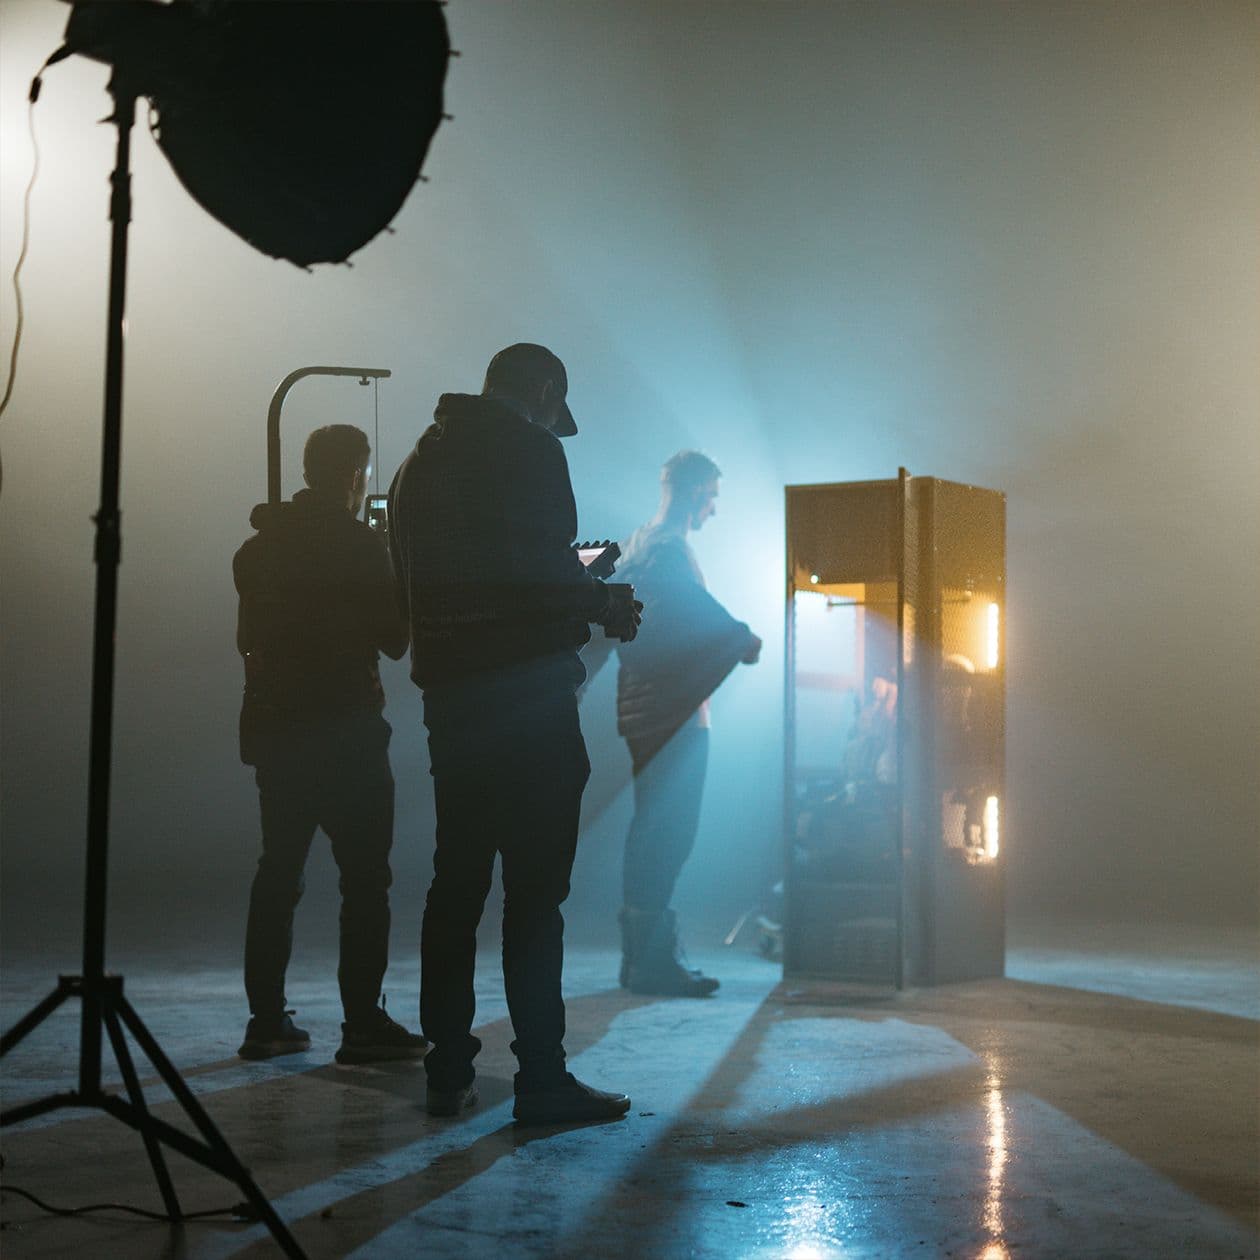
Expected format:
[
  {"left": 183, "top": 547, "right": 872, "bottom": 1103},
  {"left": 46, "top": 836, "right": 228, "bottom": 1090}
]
[
  {"left": 623, "top": 908, "right": 719, "bottom": 997},
  {"left": 335, "top": 995, "right": 429, "bottom": 1065},
  {"left": 238, "top": 1010, "right": 311, "bottom": 1060},
  {"left": 513, "top": 1073, "right": 631, "bottom": 1125},
  {"left": 425, "top": 1080, "right": 479, "bottom": 1117}
]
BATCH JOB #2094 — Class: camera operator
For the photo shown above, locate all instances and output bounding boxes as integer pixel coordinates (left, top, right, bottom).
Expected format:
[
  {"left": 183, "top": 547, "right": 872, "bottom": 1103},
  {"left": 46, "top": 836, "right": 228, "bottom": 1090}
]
[
  {"left": 233, "top": 424, "right": 426, "bottom": 1064},
  {"left": 389, "top": 343, "right": 639, "bottom": 1124}
]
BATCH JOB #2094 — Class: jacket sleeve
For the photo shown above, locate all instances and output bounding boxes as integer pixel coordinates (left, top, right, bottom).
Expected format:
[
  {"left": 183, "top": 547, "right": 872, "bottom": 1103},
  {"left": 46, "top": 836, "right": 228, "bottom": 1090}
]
[
  {"left": 614, "top": 537, "right": 753, "bottom": 743},
  {"left": 516, "top": 431, "right": 611, "bottom": 623},
  {"left": 386, "top": 458, "right": 413, "bottom": 644},
  {"left": 361, "top": 529, "right": 409, "bottom": 660},
  {"left": 628, "top": 538, "right": 753, "bottom": 650},
  {"left": 232, "top": 543, "right": 255, "bottom": 658}
]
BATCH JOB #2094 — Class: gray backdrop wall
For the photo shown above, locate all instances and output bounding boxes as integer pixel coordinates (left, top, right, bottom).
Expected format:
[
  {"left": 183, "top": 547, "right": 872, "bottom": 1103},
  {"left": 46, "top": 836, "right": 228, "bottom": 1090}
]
[{"left": 1, "top": 1, "right": 1256, "bottom": 961}]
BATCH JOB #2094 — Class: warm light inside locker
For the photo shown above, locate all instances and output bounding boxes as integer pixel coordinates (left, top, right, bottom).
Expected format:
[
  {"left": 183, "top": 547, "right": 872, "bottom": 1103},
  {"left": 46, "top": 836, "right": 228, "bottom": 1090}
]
[
  {"left": 785, "top": 474, "right": 1005, "bottom": 985},
  {"left": 984, "top": 795, "right": 1000, "bottom": 860},
  {"left": 986, "top": 603, "right": 1000, "bottom": 670}
]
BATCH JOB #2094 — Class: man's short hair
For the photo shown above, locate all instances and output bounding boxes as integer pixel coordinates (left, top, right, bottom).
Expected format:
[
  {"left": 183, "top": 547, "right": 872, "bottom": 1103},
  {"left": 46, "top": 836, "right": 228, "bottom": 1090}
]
[
  {"left": 303, "top": 424, "right": 370, "bottom": 492},
  {"left": 662, "top": 450, "right": 721, "bottom": 495}
]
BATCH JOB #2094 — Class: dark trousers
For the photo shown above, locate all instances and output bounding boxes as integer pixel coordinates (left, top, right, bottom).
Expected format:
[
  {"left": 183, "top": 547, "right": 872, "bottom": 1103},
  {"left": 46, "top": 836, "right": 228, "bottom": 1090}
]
[
  {"left": 420, "top": 658, "right": 589, "bottom": 1091},
  {"left": 244, "top": 711, "right": 394, "bottom": 1025},
  {"left": 623, "top": 724, "right": 709, "bottom": 914}
]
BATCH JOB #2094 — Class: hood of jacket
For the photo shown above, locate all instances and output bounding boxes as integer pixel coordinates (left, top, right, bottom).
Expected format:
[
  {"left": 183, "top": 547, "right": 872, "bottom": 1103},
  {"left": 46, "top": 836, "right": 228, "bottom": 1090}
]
[
  {"left": 248, "top": 487, "right": 353, "bottom": 533},
  {"left": 415, "top": 392, "right": 534, "bottom": 455}
]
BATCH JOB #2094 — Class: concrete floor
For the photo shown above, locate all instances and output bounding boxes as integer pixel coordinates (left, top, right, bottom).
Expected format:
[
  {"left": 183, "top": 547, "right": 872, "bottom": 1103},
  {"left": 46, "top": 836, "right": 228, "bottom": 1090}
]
[{"left": 1, "top": 924, "right": 1256, "bottom": 1259}]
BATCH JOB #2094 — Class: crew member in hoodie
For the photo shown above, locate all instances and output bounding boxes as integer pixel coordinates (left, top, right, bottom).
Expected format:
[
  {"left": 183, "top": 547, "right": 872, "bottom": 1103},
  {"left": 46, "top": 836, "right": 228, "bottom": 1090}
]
[
  {"left": 389, "top": 343, "right": 640, "bottom": 1124},
  {"left": 233, "top": 424, "right": 427, "bottom": 1065}
]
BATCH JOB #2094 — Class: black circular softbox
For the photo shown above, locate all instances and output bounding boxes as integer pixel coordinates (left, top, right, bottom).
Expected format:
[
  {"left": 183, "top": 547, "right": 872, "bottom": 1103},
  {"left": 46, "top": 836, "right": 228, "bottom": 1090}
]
[{"left": 64, "top": 0, "right": 451, "bottom": 266}]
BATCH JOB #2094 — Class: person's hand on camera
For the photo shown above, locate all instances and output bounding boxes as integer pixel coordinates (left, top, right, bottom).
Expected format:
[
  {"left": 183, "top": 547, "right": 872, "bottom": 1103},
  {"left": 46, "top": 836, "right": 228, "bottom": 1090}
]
[
  {"left": 742, "top": 631, "right": 763, "bottom": 665},
  {"left": 600, "top": 583, "right": 644, "bottom": 642}
]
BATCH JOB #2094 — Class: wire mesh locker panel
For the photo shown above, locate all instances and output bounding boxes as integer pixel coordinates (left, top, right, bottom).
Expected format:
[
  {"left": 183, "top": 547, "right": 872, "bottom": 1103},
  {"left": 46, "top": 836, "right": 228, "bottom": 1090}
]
[
  {"left": 920, "top": 477, "right": 1006, "bottom": 983},
  {"left": 784, "top": 474, "right": 1006, "bottom": 986}
]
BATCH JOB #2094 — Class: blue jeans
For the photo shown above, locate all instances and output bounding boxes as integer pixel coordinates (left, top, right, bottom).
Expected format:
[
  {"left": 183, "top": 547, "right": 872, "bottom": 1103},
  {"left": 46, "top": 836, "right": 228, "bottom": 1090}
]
[{"left": 623, "top": 724, "right": 709, "bottom": 914}]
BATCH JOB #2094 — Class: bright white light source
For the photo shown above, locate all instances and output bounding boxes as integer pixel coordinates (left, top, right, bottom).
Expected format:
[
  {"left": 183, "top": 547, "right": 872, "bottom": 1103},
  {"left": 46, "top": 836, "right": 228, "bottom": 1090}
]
[
  {"left": 986, "top": 602, "right": 1000, "bottom": 669},
  {"left": 984, "top": 795, "right": 1000, "bottom": 859},
  {"left": 809, "top": 573, "right": 820, "bottom": 585}
]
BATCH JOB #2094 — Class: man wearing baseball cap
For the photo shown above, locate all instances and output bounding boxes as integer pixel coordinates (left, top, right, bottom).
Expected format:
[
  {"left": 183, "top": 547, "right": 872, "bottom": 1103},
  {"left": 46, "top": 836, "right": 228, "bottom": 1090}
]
[{"left": 389, "top": 343, "right": 640, "bottom": 1124}]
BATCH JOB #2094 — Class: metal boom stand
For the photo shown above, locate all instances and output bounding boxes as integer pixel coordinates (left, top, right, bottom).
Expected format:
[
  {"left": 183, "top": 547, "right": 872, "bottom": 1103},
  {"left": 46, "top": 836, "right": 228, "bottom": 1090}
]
[{"left": 0, "top": 76, "right": 308, "bottom": 1260}]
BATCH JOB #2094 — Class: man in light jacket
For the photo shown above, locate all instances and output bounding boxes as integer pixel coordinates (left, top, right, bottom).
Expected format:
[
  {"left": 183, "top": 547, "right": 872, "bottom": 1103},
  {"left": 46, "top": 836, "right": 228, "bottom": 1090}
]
[{"left": 612, "top": 451, "right": 761, "bottom": 996}]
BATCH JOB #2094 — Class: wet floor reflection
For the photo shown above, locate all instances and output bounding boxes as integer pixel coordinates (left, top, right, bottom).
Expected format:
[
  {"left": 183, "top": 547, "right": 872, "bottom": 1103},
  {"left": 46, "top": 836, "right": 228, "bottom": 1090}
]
[
  {"left": 3, "top": 949, "right": 1256, "bottom": 1258},
  {"left": 773, "top": 1171, "right": 848, "bottom": 1259},
  {"left": 782, "top": 1243, "right": 844, "bottom": 1260},
  {"left": 979, "top": 1052, "right": 1010, "bottom": 1260}
]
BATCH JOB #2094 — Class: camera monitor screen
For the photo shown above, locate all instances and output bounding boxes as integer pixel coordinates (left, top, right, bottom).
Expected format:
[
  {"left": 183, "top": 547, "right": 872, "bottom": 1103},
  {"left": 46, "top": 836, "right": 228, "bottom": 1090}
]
[{"left": 365, "top": 495, "right": 389, "bottom": 534}]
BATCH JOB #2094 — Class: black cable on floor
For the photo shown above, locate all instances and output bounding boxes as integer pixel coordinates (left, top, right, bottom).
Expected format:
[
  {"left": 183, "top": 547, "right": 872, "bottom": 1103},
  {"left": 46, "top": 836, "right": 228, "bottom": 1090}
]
[{"left": 0, "top": 1183, "right": 250, "bottom": 1224}]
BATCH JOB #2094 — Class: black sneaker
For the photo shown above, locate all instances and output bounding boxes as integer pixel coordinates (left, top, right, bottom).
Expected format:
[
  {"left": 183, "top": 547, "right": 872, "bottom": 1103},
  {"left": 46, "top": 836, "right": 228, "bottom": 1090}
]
[
  {"left": 238, "top": 1011, "right": 311, "bottom": 1060},
  {"left": 425, "top": 1081, "right": 478, "bottom": 1117},
  {"left": 335, "top": 996, "right": 428, "bottom": 1065},
  {"left": 627, "top": 960, "right": 720, "bottom": 998},
  {"left": 622, "top": 907, "right": 720, "bottom": 997},
  {"left": 513, "top": 1073, "right": 631, "bottom": 1125}
]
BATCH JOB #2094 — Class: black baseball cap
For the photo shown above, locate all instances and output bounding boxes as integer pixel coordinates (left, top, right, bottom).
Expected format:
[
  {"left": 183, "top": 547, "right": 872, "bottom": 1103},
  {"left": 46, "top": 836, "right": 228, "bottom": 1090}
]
[{"left": 484, "top": 343, "right": 577, "bottom": 436}]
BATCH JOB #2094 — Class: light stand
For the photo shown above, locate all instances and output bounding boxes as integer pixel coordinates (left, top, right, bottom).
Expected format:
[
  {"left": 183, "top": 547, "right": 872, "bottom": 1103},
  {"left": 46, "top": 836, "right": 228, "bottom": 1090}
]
[
  {"left": 266, "top": 364, "right": 391, "bottom": 507},
  {"left": 0, "top": 75, "right": 308, "bottom": 1260}
]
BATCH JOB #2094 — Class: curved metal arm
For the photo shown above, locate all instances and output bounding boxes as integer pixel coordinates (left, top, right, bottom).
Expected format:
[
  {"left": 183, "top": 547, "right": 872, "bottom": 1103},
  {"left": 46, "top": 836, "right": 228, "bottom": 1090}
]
[{"left": 266, "top": 365, "right": 391, "bottom": 505}]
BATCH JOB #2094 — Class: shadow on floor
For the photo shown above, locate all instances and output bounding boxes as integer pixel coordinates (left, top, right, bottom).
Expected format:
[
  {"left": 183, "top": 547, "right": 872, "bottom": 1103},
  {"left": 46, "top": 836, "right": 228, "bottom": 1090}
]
[
  {"left": 555, "top": 975, "right": 1259, "bottom": 1258},
  {"left": 2, "top": 959, "right": 1256, "bottom": 1259}
]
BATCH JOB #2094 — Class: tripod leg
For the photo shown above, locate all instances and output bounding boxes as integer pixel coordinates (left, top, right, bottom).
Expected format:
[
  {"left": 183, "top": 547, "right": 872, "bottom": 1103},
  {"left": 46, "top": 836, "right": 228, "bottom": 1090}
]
[
  {"left": 115, "top": 995, "right": 237, "bottom": 1152},
  {"left": 114, "top": 996, "right": 309, "bottom": 1260},
  {"left": 1, "top": 985, "right": 72, "bottom": 1056},
  {"left": 102, "top": 1004, "right": 182, "bottom": 1221},
  {"left": 2, "top": 1092, "right": 78, "bottom": 1128}
]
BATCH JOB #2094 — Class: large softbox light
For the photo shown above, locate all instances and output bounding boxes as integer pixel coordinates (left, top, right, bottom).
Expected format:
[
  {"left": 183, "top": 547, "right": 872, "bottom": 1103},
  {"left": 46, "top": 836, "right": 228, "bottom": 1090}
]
[
  {"left": 62, "top": 0, "right": 451, "bottom": 265},
  {"left": 0, "top": 7, "right": 452, "bottom": 1255}
]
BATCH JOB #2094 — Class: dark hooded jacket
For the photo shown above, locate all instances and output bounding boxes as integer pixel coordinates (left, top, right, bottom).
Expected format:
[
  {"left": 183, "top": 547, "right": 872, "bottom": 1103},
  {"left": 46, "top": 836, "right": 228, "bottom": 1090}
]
[
  {"left": 232, "top": 490, "right": 406, "bottom": 755},
  {"left": 388, "top": 393, "right": 608, "bottom": 687}
]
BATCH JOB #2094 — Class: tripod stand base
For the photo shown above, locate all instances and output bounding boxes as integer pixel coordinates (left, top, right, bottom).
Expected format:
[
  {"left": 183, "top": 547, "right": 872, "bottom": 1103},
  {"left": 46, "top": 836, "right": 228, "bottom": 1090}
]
[{"left": 2, "top": 974, "right": 309, "bottom": 1260}]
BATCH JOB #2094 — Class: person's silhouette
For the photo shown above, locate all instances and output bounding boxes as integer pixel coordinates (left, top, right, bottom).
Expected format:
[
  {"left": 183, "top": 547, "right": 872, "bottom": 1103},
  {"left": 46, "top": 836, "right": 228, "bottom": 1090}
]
[
  {"left": 611, "top": 451, "right": 761, "bottom": 996},
  {"left": 389, "top": 344, "right": 638, "bottom": 1123},
  {"left": 233, "top": 424, "right": 426, "bottom": 1064}
]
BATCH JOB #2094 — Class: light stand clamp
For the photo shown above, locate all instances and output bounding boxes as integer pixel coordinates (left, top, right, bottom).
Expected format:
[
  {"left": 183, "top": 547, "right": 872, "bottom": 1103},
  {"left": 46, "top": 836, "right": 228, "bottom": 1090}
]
[{"left": 266, "top": 365, "right": 391, "bottom": 506}]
